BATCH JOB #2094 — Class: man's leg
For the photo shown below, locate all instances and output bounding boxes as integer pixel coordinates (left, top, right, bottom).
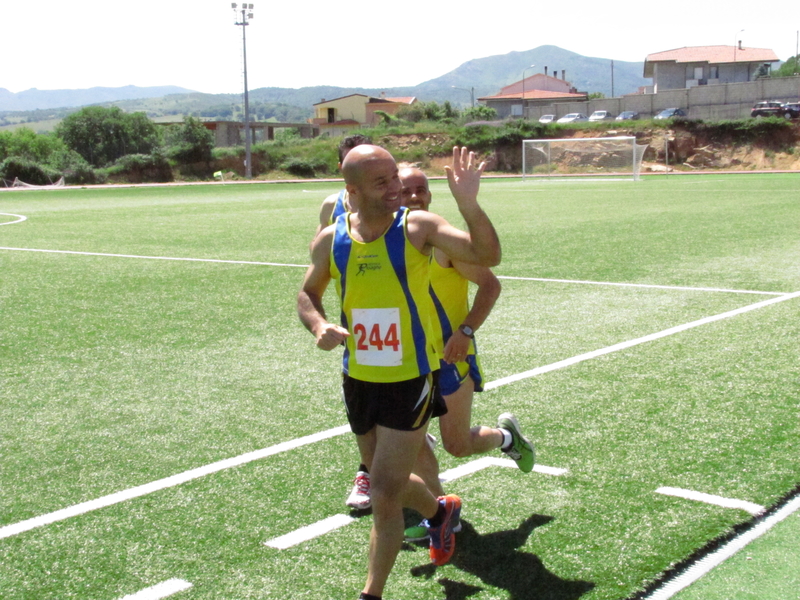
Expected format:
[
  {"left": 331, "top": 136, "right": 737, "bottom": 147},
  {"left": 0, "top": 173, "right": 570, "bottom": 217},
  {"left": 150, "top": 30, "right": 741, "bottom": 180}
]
[
  {"left": 412, "top": 428, "right": 444, "bottom": 498},
  {"left": 439, "top": 378, "right": 503, "bottom": 458},
  {"left": 347, "top": 431, "right": 376, "bottom": 510},
  {"left": 362, "top": 425, "right": 438, "bottom": 598}
]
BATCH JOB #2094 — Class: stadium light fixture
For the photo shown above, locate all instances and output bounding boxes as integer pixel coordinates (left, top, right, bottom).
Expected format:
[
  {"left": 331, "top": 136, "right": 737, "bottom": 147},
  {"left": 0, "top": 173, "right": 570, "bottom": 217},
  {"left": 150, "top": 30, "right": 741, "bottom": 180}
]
[
  {"left": 521, "top": 64, "right": 535, "bottom": 119},
  {"left": 233, "top": 2, "right": 255, "bottom": 178}
]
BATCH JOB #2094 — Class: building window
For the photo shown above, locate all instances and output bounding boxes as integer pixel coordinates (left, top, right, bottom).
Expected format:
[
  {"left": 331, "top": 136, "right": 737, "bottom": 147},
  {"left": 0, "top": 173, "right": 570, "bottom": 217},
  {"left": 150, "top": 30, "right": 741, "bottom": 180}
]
[
  {"left": 327, "top": 108, "right": 335, "bottom": 123},
  {"left": 511, "top": 104, "right": 522, "bottom": 117}
]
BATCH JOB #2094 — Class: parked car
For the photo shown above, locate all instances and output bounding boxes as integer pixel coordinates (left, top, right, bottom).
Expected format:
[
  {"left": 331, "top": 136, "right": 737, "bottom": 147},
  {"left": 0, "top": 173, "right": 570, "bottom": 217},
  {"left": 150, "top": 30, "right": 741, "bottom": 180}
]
[
  {"left": 654, "top": 108, "right": 688, "bottom": 120},
  {"left": 588, "top": 110, "right": 615, "bottom": 121},
  {"left": 750, "top": 101, "right": 799, "bottom": 119},
  {"left": 616, "top": 111, "right": 640, "bottom": 121},
  {"left": 539, "top": 114, "right": 555, "bottom": 123},
  {"left": 785, "top": 103, "right": 800, "bottom": 118},
  {"left": 557, "top": 113, "right": 589, "bottom": 123}
]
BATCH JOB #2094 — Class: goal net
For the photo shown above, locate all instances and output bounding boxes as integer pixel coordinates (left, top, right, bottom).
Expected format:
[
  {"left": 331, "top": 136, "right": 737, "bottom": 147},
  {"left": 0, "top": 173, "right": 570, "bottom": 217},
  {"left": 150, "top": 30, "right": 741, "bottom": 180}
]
[{"left": 522, "top": 136, "right": 648, "bottom": 181}]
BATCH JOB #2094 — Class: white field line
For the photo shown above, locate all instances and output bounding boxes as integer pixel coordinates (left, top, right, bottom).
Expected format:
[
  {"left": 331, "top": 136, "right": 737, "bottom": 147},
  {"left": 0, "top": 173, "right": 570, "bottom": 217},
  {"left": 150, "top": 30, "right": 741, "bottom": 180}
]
[
  {"left": 119, "top": 579, "right": 193, "bottom": 600},
  {"left": 264, "top": 457, "right": 567, "bottom": 549},
  {"left": 0, "top": 247, "right": 308, "bottom": 268},
  {"left": 0, "top": 246, "right": 788, "bottom": 297},
  {"left": 0, "top": 213, "right": 27, "bottom": 226},
  {"left": 656, "top": 487, "right": 765, "bottom": 516},
  {"left": 0, "top": 425, "right": 350, "bottom": 541},
  {"left": 643, "top": 493, "right": 800, "bottom": 600},
  {"left": 485, "top": 290, "right": 800, "bottom": 391},
  {"left": 497, "top": 275, "right": 785, "bottom": 296},
  {"left": 0, "top": 288, "right": 795, "bottom": 545},
  {"left": 266, "top": 514, "right": 357, "bottom": 550}
]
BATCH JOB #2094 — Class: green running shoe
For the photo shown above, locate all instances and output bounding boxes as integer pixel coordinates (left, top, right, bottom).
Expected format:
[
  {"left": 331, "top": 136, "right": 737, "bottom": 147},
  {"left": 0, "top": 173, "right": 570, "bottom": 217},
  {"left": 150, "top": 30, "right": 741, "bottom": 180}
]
[{"left": 498, "top": 412, "right": 535, "bottom": 473}]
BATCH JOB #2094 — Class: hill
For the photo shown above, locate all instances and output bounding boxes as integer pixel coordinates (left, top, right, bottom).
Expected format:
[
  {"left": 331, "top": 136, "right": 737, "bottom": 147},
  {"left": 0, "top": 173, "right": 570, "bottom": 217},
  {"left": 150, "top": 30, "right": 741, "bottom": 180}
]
[
  {"left": 0, "top": 85, "right": 195, "bottom": 112},
  {"left": 0, "top": 46, "right": 647, "bottom": 130}
]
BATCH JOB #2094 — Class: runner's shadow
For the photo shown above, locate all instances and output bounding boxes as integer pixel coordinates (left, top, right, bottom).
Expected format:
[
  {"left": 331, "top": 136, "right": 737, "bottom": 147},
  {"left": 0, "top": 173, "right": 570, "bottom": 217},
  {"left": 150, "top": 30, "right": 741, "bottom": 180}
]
[{"left": 411, "top": 515, "right": 594, "bottom": 600}]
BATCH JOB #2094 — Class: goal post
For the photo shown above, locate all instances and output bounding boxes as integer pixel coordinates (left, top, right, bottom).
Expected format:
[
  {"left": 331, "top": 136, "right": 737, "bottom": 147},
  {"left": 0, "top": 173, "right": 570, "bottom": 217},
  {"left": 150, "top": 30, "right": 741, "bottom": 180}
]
[{"left": 522, "top": 136, "right": 648, "bottom": 181}]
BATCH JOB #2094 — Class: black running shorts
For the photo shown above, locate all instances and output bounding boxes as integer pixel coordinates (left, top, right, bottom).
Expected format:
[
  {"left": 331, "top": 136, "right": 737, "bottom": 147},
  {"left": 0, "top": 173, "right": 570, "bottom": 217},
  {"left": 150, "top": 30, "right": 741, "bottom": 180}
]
[{"left": 342, "top": 371, "right": 447, "bottom": 435}]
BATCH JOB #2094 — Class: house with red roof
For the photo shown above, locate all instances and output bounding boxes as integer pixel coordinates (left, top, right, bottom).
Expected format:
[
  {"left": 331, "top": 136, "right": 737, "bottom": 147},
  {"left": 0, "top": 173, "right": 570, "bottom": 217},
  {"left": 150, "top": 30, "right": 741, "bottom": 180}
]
[
  {"left": 478, "top": 72, "right": 587, "bottom": 119},
  {"left": 644, "top": 45, "right": 780, "bottom": 92}
]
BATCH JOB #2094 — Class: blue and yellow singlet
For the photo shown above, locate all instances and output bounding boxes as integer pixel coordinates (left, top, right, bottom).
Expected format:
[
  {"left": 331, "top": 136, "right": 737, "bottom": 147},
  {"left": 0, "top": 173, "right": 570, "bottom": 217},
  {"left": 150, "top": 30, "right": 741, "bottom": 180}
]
[{"left": 330, "top": 208, "right": 438, "bottom": 383}]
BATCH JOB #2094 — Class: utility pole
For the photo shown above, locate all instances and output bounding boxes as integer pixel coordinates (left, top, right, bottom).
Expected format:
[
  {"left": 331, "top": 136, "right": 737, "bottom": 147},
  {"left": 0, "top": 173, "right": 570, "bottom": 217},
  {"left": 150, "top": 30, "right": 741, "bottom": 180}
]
[{"left": 233, "top": 3, "right": 254, "bottom": 178}]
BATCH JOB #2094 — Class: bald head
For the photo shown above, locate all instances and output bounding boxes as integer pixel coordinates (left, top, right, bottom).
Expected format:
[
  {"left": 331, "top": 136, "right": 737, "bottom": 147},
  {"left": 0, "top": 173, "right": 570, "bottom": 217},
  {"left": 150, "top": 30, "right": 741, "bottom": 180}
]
[
  {"left": 398, "top": 166, "right": 432, "bottom": 211},
  {"left": 341, "top": 145, "right": 402, "bottom": 216},
  {"left": 341, "top": 145, "right": 396, "bottom": 186}
]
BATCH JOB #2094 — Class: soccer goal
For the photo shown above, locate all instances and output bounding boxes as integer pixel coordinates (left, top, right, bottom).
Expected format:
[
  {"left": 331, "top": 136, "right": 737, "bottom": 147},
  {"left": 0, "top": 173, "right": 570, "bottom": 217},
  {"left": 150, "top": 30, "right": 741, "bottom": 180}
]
[{"left": 522, "top": 136, "right": 648, "bottom": 181}]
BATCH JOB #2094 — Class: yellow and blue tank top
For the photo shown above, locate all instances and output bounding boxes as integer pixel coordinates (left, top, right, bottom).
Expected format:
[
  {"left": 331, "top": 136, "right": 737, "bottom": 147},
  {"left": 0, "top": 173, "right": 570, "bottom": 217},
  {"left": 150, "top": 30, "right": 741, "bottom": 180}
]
[
  {"left": 327, "top": 190, "right": 348, "bottom": 226},
  {"left": 330, "top": 208, "right": 438, "bottom": 383},
  {"left": 428, "top": 255, "right": 475, "bottom": 355}
]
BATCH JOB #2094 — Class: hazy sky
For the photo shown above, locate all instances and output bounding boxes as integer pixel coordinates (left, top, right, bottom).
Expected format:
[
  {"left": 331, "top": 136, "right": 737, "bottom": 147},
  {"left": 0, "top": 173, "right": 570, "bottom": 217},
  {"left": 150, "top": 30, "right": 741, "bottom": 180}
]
[{"left": 2, "top": 0, "right": 797, "bottom": 95}]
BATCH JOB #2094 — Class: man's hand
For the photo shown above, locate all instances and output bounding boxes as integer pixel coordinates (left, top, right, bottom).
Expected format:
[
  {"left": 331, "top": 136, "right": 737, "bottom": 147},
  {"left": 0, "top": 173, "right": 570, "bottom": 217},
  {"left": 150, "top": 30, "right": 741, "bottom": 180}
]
[
  {"left": 315, "top": 323, "right": 350, "bottom": 351},
  {"left": 444, "top": 146, "right": 486, "bottom": 206},
  {"left": 443, "top": 331, "right": 471, "bottom": 364}
]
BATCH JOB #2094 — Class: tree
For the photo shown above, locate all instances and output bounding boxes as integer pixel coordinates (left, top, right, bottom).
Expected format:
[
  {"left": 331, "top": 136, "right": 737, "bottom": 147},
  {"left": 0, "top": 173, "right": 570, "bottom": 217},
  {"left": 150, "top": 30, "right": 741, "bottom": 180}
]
[
  {"left": 164, "top": 116, "right": 214, "bottom": 164},
  {"left": 463, "top": 105, "right": 498, "bottom": 122},
  {"left": 0, "top": 127, "right": 67, "bottom": 163},
  {"left": 773, "top": 56, "right": 800, "bottom": 77},
  {"left": 55, "top": 106, "right": 161, "bottom": 167}
]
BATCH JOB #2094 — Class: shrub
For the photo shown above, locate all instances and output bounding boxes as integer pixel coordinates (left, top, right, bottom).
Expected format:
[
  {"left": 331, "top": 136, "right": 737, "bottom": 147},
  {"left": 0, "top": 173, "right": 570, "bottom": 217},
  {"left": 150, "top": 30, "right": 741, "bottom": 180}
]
[
  {"left": 0, "top": 157, "right": 62, "bottom": 185},
  {"left": 103, "top": 153, "right": 173, "bottom": 183},
  {"left": 164, "top": 116, "right": 214, "bottom": 164},
  {"left": 281, "top": 157, "right": 328, "bottom": 178}
]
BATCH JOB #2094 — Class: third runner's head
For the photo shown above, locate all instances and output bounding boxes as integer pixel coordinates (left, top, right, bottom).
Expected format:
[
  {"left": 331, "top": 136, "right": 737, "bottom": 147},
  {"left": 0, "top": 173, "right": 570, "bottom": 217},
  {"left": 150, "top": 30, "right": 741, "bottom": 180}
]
[{"left": 398, "top": 167, "right": 431, "bottom": 212}]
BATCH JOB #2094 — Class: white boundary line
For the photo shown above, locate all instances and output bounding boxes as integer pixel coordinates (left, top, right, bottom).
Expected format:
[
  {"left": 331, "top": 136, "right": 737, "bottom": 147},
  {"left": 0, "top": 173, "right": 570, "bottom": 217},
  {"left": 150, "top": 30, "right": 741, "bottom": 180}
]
[
  {"left": 485, "top": 290, "right": 800, "bottom": 390},
  {"left": 0, "top": 213, "right": 27, "bottom": 226},
  {"left": 1, "top": 292, "right": 797, "bottom": 542},
  {"left": 643, "top": 493, "right": 800, "bottom": 600},
  {"left": 656, "top": 487, "right": 765, "bottom": 516},
  {"left": 0, "top": 425, "right": 350, "bottom": 541},
  {"left": 497, "top": 275, "right": 785, "bottom": 296},
  {"left": 118, "top": 579, "right": 193, "bottom": 600},
  {"left": 266, "top": 514, "right": 357, "bottom": 550},
  {"left": 0, "top": 247, "right": 308, "bottom": 268},
  {"left": 264, "top": 457, "right": 568, "bottom": 549},
  {"left": 0, "top": 246, "right": 789, "bottom": 297}
]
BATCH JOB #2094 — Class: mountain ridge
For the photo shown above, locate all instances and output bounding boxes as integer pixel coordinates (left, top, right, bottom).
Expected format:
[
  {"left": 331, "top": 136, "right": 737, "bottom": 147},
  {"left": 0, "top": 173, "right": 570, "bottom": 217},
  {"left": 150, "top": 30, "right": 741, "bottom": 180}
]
[{"left": 0, "top": 46, "right": 647, "bottom": 115}]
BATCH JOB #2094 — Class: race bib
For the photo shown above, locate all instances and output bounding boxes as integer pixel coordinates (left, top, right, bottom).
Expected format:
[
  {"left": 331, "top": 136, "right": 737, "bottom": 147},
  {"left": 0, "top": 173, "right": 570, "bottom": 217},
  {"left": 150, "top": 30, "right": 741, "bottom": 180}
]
[{"left": 351, "top": 308, "right": 403, "bottom": 367}]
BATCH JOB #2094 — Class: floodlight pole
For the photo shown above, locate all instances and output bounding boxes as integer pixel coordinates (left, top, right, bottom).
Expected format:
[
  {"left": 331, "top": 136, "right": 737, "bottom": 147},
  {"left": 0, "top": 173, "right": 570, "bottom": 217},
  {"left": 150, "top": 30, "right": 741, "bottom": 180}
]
[
  {"left": 451, "top": 85, "right": 475, "bottom": 107},
  {"left": 233, "top": 3, "right": 254, "bottom": 179}
]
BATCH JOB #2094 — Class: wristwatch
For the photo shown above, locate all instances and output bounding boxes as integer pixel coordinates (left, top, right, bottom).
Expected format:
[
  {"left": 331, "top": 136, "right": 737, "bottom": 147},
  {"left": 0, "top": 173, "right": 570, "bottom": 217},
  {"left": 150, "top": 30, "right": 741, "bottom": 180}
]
[{"left": 458, "top": 324, "right": 475, "bottom": 338}]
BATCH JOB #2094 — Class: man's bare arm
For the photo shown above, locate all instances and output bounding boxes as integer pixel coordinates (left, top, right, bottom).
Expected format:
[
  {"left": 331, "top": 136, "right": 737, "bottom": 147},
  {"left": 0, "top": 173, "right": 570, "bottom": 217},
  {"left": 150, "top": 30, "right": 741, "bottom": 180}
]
[
  {"left": 298, "top": 227, "right": 350, "bottom": 350},
  {"left": 409, "top": 147, "right": 501, "bottom": 267},
  {"left": 441, "top": 255, "right": 501, "bottom": 363}
]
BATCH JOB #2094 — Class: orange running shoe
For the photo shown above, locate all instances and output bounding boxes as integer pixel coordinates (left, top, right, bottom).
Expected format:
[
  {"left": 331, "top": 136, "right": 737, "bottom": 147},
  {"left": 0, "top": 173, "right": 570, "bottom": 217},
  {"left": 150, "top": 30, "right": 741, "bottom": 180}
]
[{"left": 428, "top": 494, "right": 461, "bottom": 565}]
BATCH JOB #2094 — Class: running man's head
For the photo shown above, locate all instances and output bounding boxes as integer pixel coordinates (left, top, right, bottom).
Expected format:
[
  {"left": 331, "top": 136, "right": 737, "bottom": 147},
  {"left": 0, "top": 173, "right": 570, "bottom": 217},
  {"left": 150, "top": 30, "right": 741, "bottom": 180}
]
[
  {"left": 342, "top": 145, "right": 402, "bottom": 215},
  {"left": 398, "top": 167, "right": 432, "bottom": 212}
]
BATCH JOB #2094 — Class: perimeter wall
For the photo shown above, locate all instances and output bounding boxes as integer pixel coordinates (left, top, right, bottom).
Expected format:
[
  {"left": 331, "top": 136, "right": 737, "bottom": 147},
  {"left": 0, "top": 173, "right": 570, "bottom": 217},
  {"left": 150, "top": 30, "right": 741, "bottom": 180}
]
[{"left": 525, "top": 76, "right": 800, "bottom": 121}]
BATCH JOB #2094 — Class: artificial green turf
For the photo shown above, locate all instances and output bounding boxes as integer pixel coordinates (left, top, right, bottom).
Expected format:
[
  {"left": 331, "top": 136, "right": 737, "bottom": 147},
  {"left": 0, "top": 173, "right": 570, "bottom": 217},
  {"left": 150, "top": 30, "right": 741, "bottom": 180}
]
[
  {"left": 672, "top": 510, "right": 800, "bottom": 600},
  {"left": 1, "top": 174, "right": 798, "bottom": 599}
]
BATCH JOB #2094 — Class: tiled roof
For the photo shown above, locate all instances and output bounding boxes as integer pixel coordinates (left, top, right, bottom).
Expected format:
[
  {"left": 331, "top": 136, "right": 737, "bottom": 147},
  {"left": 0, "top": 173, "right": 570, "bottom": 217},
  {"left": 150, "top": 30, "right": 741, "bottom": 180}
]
[
  {"left": 645, "top": 46, "right": 779, "bottom": 65},
  {"left": 479, "top": 90, "right": 586, "bottom": 101},
  {"left": 381, "top": 97, "right": 416, "bottom": 104}
]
